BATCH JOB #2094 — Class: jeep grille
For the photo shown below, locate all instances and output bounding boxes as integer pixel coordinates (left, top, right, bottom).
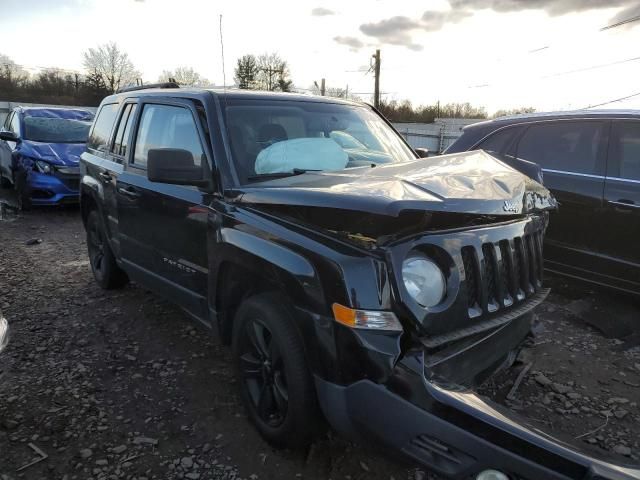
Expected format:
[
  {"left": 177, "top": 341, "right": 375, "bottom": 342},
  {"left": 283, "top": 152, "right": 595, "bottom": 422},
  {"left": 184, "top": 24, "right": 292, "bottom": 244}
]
[{"left": 461, "top": 230, "right": 544, "bottom": 318}]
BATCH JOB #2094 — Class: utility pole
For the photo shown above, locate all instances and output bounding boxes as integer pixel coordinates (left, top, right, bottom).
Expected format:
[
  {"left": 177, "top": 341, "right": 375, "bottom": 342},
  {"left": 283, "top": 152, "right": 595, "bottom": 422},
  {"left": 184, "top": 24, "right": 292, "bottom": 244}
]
[
  {"left": 372, "top": 49, "right": 381, "bottom": 109},
  {"left": 320, "top": 78, "right": 326, "bottom": 96}
]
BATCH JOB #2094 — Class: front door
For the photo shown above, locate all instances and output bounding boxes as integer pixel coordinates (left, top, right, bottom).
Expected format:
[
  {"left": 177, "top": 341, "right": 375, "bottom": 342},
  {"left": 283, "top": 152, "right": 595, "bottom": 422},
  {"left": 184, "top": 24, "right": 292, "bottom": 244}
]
[
  {"left": 117, "top": 99, "right": 211, "bottom": 320},
  {"left": 601, "top": 120, "right": 640, "bottom": 292},
  {"left": 514, "top": 120, "right": 608, "bottom": 278}
]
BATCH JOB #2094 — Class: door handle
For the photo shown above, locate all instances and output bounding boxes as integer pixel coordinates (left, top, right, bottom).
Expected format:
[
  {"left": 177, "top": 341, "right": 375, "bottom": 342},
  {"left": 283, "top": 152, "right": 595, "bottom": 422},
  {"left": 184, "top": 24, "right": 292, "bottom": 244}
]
[
  {"left": 608, "top": 199, "right": 640, "bottom": 210},
  {"left": 117, "top": 187, "right": 142, "bottom": 199},
  {"left": 98, "top": 172, "right": 112, "bottom": 182}
]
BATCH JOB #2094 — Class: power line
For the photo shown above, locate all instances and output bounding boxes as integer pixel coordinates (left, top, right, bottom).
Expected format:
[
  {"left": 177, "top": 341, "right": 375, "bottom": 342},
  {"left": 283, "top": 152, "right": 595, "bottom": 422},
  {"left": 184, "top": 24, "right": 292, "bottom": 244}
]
[
  {"left": 600, "top": 14, "right": 640, "bottom": 31},
  {"left": 468, "top": 54, "right": 640, "bottom": 88},
  {"left": 542, "top": 55, "right": 640, "bottom": 79},
  {"left": 583, "top": 90, "right": 640, "bottom": 109}
]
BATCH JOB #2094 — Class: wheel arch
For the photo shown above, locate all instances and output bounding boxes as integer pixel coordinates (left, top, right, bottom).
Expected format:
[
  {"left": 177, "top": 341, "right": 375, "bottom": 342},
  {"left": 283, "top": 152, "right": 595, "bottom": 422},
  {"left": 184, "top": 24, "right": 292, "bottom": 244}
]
[{"left": 211, "top": 232, "right": 329, "bottom": 345}]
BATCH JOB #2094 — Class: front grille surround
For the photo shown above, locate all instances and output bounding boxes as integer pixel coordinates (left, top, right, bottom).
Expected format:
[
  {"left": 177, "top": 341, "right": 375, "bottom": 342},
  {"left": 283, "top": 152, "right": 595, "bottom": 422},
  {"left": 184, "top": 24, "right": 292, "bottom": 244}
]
[{"left": 387, "top": 214, "right": 547, "bottom": 336}]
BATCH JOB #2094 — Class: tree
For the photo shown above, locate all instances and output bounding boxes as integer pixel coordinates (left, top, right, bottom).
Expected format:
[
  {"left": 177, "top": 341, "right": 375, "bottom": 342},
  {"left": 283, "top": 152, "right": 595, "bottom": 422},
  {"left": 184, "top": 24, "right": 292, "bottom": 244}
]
[
  {"left": 158, "top": 66, "right": 209, "bottom": 87},
  {"left": 82, "top": 42, "right": 140, "bottom": 94},
  {"left": 0, "top": 53, "right": 29, "bottom": 94},
  {"left": 234, "top": 55, "right": 259, "bottom": 90},
  {"left": 256, "top": 53, "right": 291, "bottom": 92},
  {"left": 378, "top": 100, "right": 488, "bottom": 123},
  {"left": 493, "top": 107, "right": 536, "bottom": 118}
]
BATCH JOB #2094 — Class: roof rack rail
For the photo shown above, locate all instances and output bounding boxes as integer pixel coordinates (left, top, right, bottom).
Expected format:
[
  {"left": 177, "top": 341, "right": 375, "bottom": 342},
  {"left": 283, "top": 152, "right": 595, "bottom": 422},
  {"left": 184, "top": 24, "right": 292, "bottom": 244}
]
[{"left": 116, "top": 82, "right": 180, "bottom": 94}]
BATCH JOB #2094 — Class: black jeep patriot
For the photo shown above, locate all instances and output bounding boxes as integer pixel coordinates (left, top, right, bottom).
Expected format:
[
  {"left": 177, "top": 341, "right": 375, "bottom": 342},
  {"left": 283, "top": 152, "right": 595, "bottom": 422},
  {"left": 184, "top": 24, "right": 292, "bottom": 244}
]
[{"left": 80, "top": 85, "right": 639, "bottom": 480}]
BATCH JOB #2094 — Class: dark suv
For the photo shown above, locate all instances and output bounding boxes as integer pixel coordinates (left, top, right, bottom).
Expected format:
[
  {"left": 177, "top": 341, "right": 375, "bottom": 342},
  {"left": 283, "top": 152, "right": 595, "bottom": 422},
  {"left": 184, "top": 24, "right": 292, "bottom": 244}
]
[
  {"left": 446, "top": 110, "right": 640, "bottom": 295},
  {"left": 80, "top": 87, "right": 637, "bottom": 480}
]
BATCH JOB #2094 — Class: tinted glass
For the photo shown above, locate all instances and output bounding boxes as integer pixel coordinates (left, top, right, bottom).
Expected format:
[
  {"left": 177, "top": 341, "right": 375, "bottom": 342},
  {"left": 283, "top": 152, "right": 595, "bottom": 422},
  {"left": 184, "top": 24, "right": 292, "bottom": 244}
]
[
  {"left": 517, "top": 121, "right": 605, "bottom": 175},
  {"left": 88, "top": 103, "right": 118, "bottom": 152},
  {"left": 133, "top": 104, "right": 203, "bottom": 168},
  {"left": 611, "top": 122, "right": 640, "bottom": 181},
  {"left": 119, "top": 104, "right": 137, "bottom": 158},
  {"left": 477, "top": 126, "right": 519, "bottom": 154},
  {"left": 223, "top": 99, "right": 416, "bottom": 184},
  {"left": 23, "top": 117, "right": 92, "bottom": 143},
  {"left": 112, "top": 104, "right": 137, "bottom": 157}
]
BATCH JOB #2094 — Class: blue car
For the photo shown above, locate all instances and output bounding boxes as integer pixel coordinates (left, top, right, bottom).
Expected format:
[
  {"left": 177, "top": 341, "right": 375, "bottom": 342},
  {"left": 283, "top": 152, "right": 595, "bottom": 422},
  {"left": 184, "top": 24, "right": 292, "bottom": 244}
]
[{"left": 0, "top": 107, "right": 94, "bottom": 208}]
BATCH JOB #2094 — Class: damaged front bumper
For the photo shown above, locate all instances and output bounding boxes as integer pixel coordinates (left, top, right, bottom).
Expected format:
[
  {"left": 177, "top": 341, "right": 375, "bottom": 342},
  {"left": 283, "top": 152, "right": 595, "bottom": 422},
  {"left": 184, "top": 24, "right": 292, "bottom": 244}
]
[
  {"left": 23, "top": 167, "right": 80, "bottom": 205},
  {"left": 316, "top": 374, "right": 640, "bottom": 480},
  {"left": 314, "top": 307, "right": 640, "bottom": 479}
]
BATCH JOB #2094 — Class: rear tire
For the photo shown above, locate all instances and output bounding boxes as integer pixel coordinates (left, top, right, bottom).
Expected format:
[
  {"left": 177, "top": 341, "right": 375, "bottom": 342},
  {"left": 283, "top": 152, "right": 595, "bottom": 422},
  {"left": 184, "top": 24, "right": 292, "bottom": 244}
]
[
  {"left": 232, "top": 292, "right": 322, "bottom": 448},
  {"left": 86, "top": 210, "right": 128, "bottom": 289}
]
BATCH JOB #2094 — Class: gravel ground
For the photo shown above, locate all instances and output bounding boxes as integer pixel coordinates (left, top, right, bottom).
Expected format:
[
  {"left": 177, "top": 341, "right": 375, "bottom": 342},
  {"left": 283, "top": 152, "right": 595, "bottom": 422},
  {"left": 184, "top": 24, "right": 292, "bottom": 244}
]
[{"left": 1, "top": 206, "right": 639, "bottom": 480}]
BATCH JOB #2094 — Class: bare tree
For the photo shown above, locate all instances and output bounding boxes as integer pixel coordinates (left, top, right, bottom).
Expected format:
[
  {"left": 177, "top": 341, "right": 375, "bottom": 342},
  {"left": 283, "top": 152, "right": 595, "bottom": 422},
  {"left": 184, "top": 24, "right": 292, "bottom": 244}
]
[
  {"left": 493, "top": 107, "right": 536, "bottom": 118},
  {"left": 82, "top": 42, "right": 140, "bottom": 94},
  {"left": 256, "top": 53, "right": 291, "bottom": 92},
  {"left": 234, "top": 55, "right": 259, "bottom": 89},
  {"left": 0, "top": 53, "right": 29, "bottom": 91},
  {"left": 158, "top": 66, "right": 209, "bottom": 87}
]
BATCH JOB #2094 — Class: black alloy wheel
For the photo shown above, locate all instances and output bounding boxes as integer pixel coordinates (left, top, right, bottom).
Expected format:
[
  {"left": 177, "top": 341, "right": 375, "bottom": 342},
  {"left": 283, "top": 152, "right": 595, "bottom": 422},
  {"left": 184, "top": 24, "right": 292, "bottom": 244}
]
[
  {"left": 86, "top": 210, "right": 128, "bottom": 289},
  {"left": 232, "top": 293, "right": 322, "bottom": 447},
  {"left": 238, "top": 318, "right": 289, "bottom": 427}
]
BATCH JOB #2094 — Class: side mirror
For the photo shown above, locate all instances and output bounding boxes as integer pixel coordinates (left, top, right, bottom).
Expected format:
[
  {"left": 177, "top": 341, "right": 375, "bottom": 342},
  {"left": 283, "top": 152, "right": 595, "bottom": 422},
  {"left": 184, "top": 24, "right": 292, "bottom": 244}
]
[
  {"left": 147, "top": 148, "right": 208, "bottom": 187},
  {"left": 415, "top": 147, "right": 429, "bottom": 158},
  {"left": 0, "top": 131, "right": 20, "bottom": 143}
]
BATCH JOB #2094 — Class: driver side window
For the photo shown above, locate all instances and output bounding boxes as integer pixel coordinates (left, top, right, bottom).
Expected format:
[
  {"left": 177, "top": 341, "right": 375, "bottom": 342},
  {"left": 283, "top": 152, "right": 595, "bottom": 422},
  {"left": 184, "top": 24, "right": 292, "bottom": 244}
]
[{"left": 132, "top": 104, "right": 204, "bottom": 169}]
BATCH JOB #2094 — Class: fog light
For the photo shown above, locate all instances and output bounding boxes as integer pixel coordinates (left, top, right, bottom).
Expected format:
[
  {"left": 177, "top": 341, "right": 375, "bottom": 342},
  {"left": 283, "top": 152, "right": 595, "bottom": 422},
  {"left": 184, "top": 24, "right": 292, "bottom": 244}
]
[{"left": 476, "top": 470, "right": 509, "bottom": 480}]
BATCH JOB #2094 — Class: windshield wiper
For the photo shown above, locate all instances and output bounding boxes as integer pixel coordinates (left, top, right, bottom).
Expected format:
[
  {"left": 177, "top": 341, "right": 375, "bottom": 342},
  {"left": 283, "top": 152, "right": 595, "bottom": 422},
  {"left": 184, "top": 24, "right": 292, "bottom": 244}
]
[{"left": 247, "top": 168, "right": 321, "bottom": 181}]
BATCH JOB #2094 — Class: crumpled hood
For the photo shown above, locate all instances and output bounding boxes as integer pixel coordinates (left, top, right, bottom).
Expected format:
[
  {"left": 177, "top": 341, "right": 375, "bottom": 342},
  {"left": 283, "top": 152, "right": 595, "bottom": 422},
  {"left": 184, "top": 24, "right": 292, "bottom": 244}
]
[
  {"left": 19, "top": 141, "right": 86, "bottom": 167},
  {"left": 236, "top": 150, "right": 557, "bottom": 217}
]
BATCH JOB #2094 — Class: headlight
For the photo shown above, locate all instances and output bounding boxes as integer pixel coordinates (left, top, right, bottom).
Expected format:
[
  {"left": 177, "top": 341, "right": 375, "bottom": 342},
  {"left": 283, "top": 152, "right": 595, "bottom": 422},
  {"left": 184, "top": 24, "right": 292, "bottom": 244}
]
[
  {"left": 402, "top": 254, "right": 446, "bottom": 308},
  {"left": 34, "top": 160, "right": 52, "bottom": 174}
]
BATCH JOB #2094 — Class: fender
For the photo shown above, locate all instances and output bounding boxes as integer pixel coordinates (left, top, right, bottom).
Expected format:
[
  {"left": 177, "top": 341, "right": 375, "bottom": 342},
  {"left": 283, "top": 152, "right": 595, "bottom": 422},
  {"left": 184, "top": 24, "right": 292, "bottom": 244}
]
[
  {"left": 79, "top": 176, "right": 121, "bottom": 260},
  {"left": 212, "top": 227, "right": 327, "bottom": 314}
]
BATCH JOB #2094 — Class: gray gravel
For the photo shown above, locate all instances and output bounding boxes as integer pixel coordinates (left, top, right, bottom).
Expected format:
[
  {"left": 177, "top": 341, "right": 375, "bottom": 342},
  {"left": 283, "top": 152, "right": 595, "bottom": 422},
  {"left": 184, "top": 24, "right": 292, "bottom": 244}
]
[{"left": 1, "top": 207, "right": 639, "bottom": 479}]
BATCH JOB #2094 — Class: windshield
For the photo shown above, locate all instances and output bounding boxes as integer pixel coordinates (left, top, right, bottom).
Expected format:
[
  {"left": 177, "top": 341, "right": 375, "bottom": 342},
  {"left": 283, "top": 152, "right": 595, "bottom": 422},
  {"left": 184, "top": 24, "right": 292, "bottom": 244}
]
[
  {"left": 23, "top": 116, "right": 92, "bottom": 143},
  {"left": 224, "top": 99, "right": 416, "bottom": 184}
]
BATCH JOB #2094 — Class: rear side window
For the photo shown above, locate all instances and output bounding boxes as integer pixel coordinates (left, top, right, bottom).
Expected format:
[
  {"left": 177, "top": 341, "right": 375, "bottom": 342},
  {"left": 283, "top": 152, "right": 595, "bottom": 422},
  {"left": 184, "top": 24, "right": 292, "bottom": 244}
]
[
  {"left": 516, "top": 121, "right": 605, "bottom": 175},
  {"left": 476, "top": 126, "right": 521, "bottom": 154},
  {"left": 111, "top": 104, "right": 137, "bottom": 158},
  {"left": 609, "top": 121, "right": 640, "bottom": 181},
  {"left": 88, "top": 103, "right": 118, "bottom": 153},
  {"left": 132, "top": 104, "right": 204, "bottom": 168}
]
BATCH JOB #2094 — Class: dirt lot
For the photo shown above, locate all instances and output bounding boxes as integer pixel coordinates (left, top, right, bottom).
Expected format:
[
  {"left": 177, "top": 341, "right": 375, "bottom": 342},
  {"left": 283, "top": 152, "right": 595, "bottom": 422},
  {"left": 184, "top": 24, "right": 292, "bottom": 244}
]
[{"left": 1, "top": 207, "right": 639, "bottom": 480}]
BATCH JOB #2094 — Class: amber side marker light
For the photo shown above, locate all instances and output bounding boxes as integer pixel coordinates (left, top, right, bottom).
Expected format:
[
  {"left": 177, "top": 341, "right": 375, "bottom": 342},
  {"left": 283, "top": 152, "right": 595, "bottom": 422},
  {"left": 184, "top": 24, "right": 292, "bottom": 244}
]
[{"left": 332, "top": 303, "right": 403, "bottom": 331}]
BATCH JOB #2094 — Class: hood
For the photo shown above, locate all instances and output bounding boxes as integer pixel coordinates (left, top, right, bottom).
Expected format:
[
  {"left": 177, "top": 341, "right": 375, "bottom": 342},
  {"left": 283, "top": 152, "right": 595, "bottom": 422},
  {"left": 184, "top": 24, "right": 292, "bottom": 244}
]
[
  {"left": 19, "top": 141, "right": 86, "bottom": 167},
  {"left": 236, "top": 150, "right": 557, "bottom": 217}
]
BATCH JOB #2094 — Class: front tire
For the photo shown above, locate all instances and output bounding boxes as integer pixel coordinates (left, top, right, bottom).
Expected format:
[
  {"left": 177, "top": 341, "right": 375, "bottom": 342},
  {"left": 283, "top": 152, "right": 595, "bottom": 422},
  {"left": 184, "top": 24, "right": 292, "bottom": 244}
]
[
  {"left": 232, "top": 293, "right": 321, "bottom": 448},
  {"left": 14, "top": 173, "right": 31, "bottom": 211},
  {"left": 86, "top": 210, "right": 128, "bottom": 289}
]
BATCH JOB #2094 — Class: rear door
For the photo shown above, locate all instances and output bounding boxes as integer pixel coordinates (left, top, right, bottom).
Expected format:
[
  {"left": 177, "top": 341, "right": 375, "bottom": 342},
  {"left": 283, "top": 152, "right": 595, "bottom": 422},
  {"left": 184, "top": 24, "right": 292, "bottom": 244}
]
[
  {"left": 117, "top": 98, "right": 210, "bottom": 319},
  {"left": 601, "top": 120, "right": 640, "bottom": 292},
  {"left": 514, "top": 120, "right": 608, "bottom": 276},
  {"left": 82, "top": 103, "right": 122, "bottom": 250}
]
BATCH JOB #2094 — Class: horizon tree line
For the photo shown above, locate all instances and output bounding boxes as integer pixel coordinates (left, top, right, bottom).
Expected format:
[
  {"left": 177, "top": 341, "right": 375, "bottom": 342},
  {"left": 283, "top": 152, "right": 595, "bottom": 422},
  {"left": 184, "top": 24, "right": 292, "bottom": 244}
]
[{"left": 1, "top": 44, "right": 532, "bottom": 119}]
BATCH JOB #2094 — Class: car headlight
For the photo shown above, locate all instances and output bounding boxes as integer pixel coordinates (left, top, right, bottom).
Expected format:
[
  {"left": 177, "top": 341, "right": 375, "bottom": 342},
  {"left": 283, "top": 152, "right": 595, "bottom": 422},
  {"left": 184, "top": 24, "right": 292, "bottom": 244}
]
[
  {"left": 402, "top": 253, "right": 446, "bottom": 308},
  {"left": 34, "top": 160, "right": 52, "bottom": 174}
]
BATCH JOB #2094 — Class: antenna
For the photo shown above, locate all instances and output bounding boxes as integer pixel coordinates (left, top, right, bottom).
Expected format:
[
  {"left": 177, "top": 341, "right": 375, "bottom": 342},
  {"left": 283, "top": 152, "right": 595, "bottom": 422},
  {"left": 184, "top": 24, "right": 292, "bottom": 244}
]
[{"left": 219, "top": 14, "right": 226, "bottom": 92}]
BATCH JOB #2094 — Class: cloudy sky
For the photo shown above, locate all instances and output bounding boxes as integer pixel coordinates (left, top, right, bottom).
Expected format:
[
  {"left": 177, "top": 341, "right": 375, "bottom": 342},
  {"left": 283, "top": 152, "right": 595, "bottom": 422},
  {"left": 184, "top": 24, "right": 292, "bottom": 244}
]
[{"left": 2, "top": 0, "right": 640, "bottom": 113}]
